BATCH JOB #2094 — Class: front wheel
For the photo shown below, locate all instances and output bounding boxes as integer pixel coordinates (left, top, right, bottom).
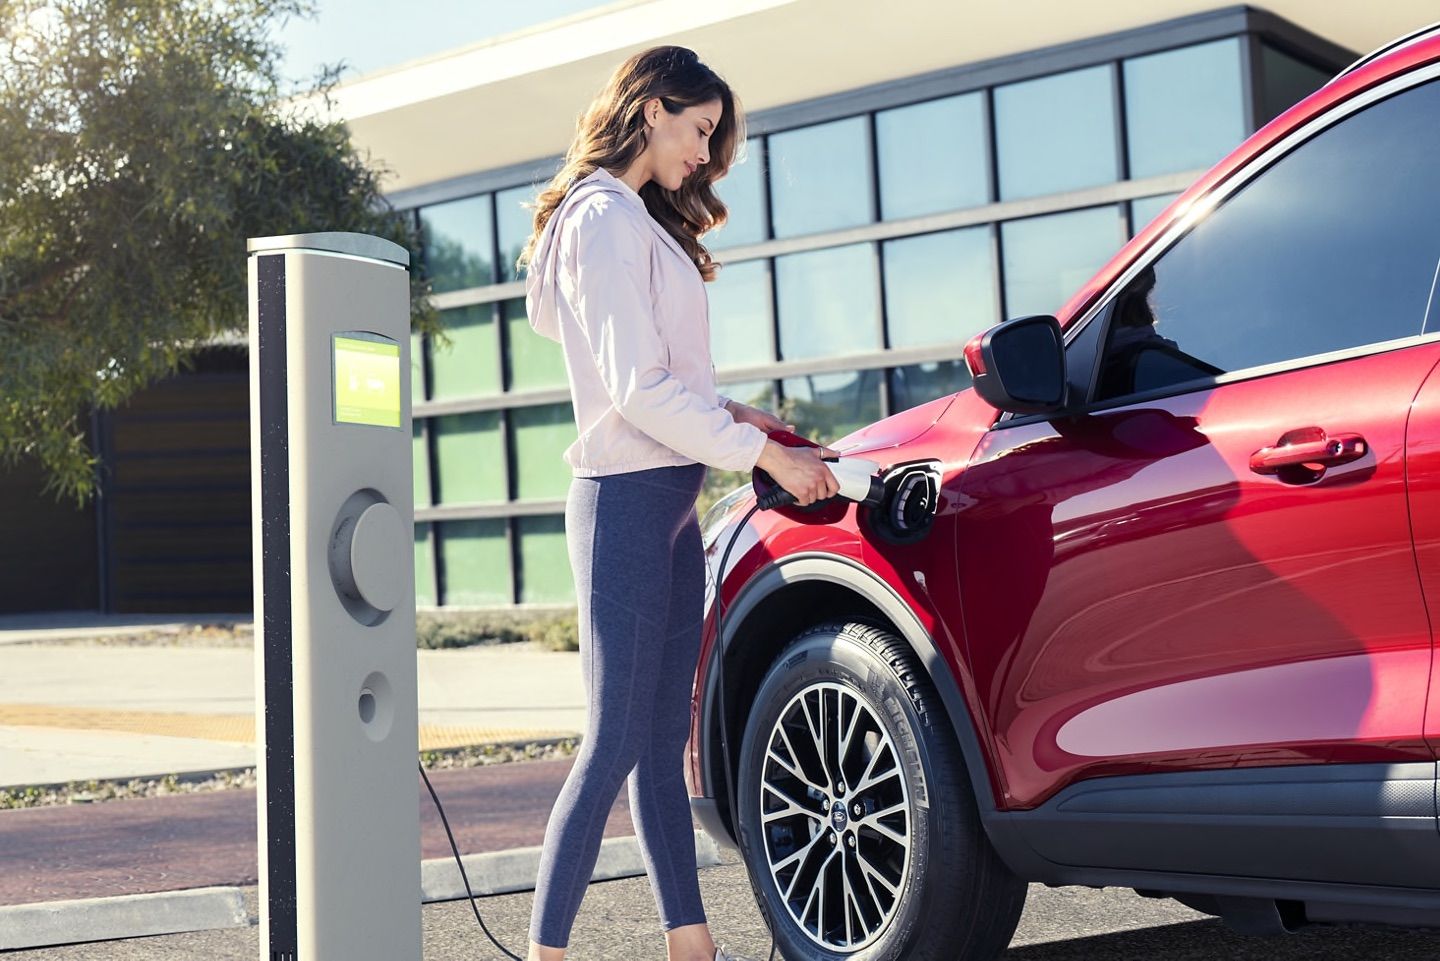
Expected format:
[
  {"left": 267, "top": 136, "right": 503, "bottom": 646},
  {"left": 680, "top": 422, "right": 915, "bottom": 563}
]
[{"left": 736, "top": 620, "right": 1025, "bottom": 960}]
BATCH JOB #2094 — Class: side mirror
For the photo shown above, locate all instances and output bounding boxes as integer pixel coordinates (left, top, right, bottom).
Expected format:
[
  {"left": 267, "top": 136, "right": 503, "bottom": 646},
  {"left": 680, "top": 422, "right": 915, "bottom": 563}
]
[{"left": 963, "top": 315, "right": 1067, "bottom": 415}]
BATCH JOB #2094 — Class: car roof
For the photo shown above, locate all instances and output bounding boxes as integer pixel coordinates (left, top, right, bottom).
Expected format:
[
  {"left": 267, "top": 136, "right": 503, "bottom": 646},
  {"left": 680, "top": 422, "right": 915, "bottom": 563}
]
[{"left": 1332, "top": 21, "right": 1440, "bottom": 84}]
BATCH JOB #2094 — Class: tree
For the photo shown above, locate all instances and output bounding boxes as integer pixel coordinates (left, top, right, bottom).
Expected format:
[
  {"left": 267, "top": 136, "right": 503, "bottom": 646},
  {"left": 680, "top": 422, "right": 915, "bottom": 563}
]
[{"left": 0, "top": 0, "right": 437, "bottom": 501}]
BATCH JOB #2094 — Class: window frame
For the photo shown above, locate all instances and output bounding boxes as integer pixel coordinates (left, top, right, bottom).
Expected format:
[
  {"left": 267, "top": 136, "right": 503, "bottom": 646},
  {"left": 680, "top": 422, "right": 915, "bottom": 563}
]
[{"left": 999, "top": 60, "right": 1440, "bottom": 429}]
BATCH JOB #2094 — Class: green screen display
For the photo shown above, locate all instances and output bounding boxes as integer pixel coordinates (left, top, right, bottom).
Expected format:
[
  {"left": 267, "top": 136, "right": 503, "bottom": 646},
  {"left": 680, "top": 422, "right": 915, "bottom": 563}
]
[{"left": 334, "top": 334, "right": 401, "bottom": 428}]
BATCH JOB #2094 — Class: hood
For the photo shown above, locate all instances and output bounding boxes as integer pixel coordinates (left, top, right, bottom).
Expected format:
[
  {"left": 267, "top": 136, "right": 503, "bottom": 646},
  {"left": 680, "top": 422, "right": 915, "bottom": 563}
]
[
  {"left": 524, "top": 169, "right": 644, "bottom": 344},
  {"left": 830, "top": 392, "right": 960, "bottom": 463}
]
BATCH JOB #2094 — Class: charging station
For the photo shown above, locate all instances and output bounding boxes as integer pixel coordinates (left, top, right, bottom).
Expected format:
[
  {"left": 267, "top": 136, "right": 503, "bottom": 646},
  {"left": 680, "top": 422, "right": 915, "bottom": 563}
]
[{"left": 248, "top": 232, "right": 421, "bottom": 961}]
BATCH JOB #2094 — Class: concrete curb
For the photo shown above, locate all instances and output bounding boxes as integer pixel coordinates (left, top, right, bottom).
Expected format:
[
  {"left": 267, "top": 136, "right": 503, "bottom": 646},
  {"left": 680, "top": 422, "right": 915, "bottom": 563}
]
[
  {"left": 0, "top": 832, "right": 724, "bottom": 950},
  {"left": 421, "top": 830, "right": 723, "bottom": 902},
  {"left": 0, "top": 886, "right": 249, "bottom": 951}
]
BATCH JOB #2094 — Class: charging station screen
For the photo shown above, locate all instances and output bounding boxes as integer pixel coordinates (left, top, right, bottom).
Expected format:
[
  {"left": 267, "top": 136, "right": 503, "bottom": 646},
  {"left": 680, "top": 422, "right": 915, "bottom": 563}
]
[{"left": 333, "top": 334, "right": 401, "bottom": 428}]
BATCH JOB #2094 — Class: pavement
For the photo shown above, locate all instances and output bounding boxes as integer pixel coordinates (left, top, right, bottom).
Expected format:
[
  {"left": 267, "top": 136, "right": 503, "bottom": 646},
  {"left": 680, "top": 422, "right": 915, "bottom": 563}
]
[
  {"left": 7, "top": 863, "right": 1440, "bottom": 960},
  {"left": 0, "top": 613, "right": 585, "bottom": 788}
]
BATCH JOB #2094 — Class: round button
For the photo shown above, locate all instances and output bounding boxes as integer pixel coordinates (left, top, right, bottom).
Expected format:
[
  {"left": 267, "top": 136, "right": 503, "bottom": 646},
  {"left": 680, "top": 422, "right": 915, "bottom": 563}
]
[{"left": 349, "top": 502, "right": 406, "bottom": 612}]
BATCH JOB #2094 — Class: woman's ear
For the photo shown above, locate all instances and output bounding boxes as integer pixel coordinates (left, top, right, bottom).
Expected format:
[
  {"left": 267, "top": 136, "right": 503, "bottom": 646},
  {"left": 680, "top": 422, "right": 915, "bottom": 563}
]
[{"left": 643, "top": 97, "right": 661, "bottom": 128}]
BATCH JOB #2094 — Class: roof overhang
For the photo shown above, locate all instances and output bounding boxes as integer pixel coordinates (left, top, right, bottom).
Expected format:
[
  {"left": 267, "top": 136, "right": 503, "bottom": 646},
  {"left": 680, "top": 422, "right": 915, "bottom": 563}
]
[{"left": 312, "top": 0, "right": 1437, "bottom": 196}]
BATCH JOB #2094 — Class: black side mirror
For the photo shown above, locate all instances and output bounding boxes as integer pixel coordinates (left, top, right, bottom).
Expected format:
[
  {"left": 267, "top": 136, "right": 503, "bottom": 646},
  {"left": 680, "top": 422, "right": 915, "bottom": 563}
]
[{"left": 963, "top": 315, "right": 1067, "bottom": 415}]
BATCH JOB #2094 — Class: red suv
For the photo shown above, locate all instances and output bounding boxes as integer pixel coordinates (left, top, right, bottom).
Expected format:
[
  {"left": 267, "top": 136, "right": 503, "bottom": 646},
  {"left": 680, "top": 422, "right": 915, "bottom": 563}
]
[{"left": 687, "top": 24, "right": 1440, "bottom": 960}]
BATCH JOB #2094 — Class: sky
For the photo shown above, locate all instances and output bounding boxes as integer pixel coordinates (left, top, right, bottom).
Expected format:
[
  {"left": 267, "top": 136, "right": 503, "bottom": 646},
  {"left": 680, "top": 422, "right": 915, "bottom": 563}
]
[{"left": 274, "top": 0, "right": 614, "bottom": 87}]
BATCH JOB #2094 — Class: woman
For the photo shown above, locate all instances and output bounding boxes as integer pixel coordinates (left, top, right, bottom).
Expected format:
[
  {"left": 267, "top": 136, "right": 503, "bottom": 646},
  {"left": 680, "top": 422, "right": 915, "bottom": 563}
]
[{"left": 518, "top": 44, "right": 839, "bottom": 961}]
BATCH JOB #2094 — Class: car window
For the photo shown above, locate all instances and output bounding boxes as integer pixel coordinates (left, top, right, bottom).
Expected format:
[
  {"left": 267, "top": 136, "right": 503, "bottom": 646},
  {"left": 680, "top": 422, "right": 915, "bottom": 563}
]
[{"left": 1088, "top": 78, "right": 1440, "bottom": 405}]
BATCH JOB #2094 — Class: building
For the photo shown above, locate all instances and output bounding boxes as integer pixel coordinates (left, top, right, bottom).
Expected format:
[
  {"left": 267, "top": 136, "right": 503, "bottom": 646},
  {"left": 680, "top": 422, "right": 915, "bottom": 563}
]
[{"left": 4, "top": 1, "right": 1431, "bottom": 614}]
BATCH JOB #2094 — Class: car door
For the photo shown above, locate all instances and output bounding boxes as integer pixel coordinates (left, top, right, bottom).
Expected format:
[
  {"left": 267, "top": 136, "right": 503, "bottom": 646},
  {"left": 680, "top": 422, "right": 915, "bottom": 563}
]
[{"left": 954, "top": 69, "right": 1440, "bottom": 836}]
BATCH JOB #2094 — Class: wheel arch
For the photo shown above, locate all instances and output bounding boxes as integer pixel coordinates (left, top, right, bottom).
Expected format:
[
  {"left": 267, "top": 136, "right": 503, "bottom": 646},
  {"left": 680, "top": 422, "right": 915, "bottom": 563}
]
[{"left": 701, "top": 551, "right": 1005, "bottom": 847}]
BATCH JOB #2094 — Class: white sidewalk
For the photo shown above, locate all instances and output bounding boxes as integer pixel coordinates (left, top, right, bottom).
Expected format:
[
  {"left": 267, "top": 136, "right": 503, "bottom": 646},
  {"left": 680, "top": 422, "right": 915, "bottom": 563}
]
[{"left": 0, "top": 643, "right": 586, "bottom": 787}]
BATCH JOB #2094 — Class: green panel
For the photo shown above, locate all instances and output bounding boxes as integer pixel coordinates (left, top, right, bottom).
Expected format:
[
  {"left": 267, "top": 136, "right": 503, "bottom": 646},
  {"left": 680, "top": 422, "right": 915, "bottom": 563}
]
[
  {"left": 504, "top": 298, "right": 568, "bottom": 391},
  {"left": 414, "top": 523, "right": 435, "bottom": 607},
  {"left": 517, "top": 514, "right": 573, "bottom": 604},
  {"left": 433, "top": 411, "right": 507, "bottom": 504},
  {"left": 439, "top": 519, "right": 510, "bottom": 606},
  {"left": 412, "top": 420, "right": 431, "bottom": 507},
  {"left": 431, "top": 305, "right": 501, "bottom": 400},
  {"left": 512, "top": 402, "right": 576, "bottom": 501}
]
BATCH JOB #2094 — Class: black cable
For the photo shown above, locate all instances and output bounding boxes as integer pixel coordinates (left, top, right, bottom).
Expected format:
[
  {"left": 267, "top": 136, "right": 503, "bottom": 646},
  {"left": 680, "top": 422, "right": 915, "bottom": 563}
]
[
  {"left": 712, "top": 501, "right": 775, "bottom": 961},
  {"left": 419, "top": 762, "right": 524, "bottom": 961}
]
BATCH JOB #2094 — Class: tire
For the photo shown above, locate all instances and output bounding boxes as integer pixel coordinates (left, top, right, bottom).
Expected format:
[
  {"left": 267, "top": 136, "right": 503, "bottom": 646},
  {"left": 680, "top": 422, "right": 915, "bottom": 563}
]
[{"left": 735, "top": 620, "right": 1026, "bottom": 961}]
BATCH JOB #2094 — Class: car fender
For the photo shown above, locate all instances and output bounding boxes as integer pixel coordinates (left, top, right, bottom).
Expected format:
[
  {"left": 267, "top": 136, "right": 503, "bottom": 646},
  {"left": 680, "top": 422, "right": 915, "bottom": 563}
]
[{"left": 702, "top": 550, "right": 1034, "bottom": 867}]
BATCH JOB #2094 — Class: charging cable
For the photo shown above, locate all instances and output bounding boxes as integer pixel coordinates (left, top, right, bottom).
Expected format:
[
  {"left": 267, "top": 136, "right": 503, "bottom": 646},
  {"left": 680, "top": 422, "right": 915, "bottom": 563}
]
[{"left": 419, "top": 762, "right": 524, "bottom": 960}]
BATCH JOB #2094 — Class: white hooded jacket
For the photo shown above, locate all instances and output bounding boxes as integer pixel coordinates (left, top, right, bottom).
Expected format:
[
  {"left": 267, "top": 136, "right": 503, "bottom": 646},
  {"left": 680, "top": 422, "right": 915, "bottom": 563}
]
[{"left": 525, "top": 167, "right": 769, "bottom": 477}]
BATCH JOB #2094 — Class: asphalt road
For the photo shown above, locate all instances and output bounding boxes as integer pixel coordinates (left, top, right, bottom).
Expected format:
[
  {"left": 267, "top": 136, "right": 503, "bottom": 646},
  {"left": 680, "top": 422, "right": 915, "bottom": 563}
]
[
  {"left": 7, "top": 856, "right": 1440, "bottom": 960},
  {"left": 0, "top": 758, "right": 632, "bottom": 905}
]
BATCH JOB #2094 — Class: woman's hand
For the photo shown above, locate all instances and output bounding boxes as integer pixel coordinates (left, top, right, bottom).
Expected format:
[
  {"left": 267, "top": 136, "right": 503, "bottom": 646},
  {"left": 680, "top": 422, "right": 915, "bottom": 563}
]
[
  {"left": 754, "top": 441, "right": 841, "bottom": 506},
  {"left": 724, "top": 399, "right": 793, "bottom": 434}
]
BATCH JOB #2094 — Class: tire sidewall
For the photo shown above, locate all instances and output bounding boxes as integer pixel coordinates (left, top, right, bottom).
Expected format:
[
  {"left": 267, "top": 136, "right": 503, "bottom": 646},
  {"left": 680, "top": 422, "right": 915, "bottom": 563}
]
[{"left": 736, "top": 624, "right": 944, "bottom": 961}]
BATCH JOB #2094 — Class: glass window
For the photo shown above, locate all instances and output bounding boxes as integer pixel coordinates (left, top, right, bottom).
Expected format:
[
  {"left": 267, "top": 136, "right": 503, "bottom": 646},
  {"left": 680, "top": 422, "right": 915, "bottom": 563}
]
[
  {"left": 768, "top": 117, "right": 873, "bottom": 237},
  {"left": 1130, "top": 193, "right": 1181, "bottom": 237},
  {"left": 710, "top": 137, "right": 767, "bottom": 249},
  {"left": 413, "top": 421, "right": 431, "bottom": 508},
  {"left": 517, "top": 515, "right": 573, "bottom": 604},
  {"left": 414, "top": 523, "right": 435, "bottom": 607},
  {"left": 433, "top": 411, "right": 507, "bottom": 504},
  {"left": 995, "top": 65, "right": 1119, "bottom": 200},
  {"left": 1002, "top": 206, "right": 1125, "bottom": 318},
  {"left": 1260, "top": 45, "right": 1334, "bottom": 127},
  {"left": 877, "top": 93, "right": 989, "bottom": 218},
  {"left": 883, "top": 227, "right": 997, "bottom": 348},
  {"left": 719, "top": 379, "right": 776, "bottom": 412},
  {"left": 496, "top": 184, "right": 537, "bottom": 284},
  {"left": 1125, "top": 39, "right": 1245, "bottom": 179},
  {"left": 1091, "top": 80, "right": 1440, "bottom": 404},
  {"left": 439, "top": 519, "right": 510, "bottom": 606},
  {"left": 781, "top": 369, "right": 882, "bottom": 445},
  {"left": 512, "top": 402, "right": 576, "bottom": 501},
  {"left": 420, "top": 194, "right": 494, "bottom": 293},
  {"left": 430, "top": 305, "right": 500, "bottom": 400},
  {"left": 775, "top": 244, "right": 881, "bottom": 361},
  {"left": 504, "top": 298, "right": 568, "bottom": 391},
  {"left": 890, "top": 360, "right": 971, "bottom": 412},
  {"left": 702, "top": 379, "right": 775, "bottom": 514},
  {"left": 709, "top": 260, "right": 773, "bottom": 369},
  {"left": 411, "top": 332, "right": 426, "bottom": 403}
]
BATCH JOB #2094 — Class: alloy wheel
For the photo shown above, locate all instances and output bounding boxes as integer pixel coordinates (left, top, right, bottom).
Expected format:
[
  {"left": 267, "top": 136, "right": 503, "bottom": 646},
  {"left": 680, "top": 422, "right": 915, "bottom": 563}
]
[{"left": 758, "top": 681, "right": 912, "bottom": 951}]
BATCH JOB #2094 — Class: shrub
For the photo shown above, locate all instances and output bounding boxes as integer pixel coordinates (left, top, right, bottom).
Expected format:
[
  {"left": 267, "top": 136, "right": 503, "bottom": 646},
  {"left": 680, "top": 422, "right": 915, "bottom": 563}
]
[{"left": 415, "top": 608, "right": 579, "bottom": 651}]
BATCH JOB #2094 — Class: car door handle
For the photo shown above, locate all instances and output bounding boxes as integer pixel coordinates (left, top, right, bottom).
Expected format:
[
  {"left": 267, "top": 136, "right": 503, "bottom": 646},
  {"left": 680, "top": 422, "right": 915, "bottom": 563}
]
[{"left": 1249, "top": 427, "right": 1368, "bottom": 477}]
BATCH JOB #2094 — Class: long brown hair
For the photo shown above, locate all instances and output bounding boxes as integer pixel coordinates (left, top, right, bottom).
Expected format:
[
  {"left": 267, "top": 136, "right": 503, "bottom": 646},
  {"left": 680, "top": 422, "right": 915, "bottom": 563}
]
[{"left": 516, "top": 45, "right": 744, "bottom": 282}]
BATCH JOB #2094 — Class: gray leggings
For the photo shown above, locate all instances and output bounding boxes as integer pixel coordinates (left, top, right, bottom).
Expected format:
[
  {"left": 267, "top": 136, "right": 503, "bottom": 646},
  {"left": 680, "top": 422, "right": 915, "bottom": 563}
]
[{"left": 529, "top": 462, "right": 709, "bottom": 947}]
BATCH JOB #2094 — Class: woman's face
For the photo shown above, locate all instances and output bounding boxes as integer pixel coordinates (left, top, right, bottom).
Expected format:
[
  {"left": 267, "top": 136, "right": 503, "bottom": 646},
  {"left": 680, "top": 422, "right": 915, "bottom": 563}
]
[{"left": 642, "top": 97, "right": 721, "bottom": 192}]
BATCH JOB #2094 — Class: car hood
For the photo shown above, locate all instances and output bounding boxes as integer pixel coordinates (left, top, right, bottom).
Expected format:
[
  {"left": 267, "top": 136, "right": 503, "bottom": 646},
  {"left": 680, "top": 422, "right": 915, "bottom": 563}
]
[{"left": 830, "top": 392, "right": 960, "bottom": 464}]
